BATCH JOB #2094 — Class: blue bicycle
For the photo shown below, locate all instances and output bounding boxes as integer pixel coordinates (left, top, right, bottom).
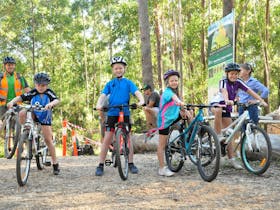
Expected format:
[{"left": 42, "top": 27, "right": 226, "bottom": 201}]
[{"left": 165, "top": 104, "right": 221, "bottom": 182}]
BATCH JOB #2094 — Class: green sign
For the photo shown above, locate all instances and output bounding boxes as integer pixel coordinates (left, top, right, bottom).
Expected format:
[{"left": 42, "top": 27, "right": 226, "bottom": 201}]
[{"left": 207, "top": 12, "right": 234, "bottom": 69}]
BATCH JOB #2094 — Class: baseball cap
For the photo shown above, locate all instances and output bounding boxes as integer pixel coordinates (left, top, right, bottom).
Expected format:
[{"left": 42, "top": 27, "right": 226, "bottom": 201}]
[{"left": 141, "top": 84, "right": 152, "bottom": 91}]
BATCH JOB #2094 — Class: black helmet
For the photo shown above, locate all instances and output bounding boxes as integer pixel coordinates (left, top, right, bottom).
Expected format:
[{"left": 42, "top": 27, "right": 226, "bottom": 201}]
[
  {"left": 163, "top": 69, "right": 180, "bottom": 80},
  {"left": 3, "top": 56, "right": 16, "bottom": 64},
  {"left": 110, "top": 56, "right": 127, "bottom": 66},
  {"left": 34, "top": 73, "right": 51, "bottom": 85},
  {"left": 224, "top": 63, "right": 240, "bottom": 72}
]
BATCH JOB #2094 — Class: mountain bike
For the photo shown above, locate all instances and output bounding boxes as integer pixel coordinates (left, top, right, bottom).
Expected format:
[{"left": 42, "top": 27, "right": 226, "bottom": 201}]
[
  {"left": 0, "top": 105, "right": 21, "bottom": 159},
  {"left": 165, "top": 104, "right": 221, "bottom": 182},
  {"left": 95, "top": 104, "right": 137, "bottom": 180},
  {"left": 219, "top": 102, "right": 271, "bottom": 175},
  {"left": 16, "top": 103, "right": 52, "bottom": 186}
]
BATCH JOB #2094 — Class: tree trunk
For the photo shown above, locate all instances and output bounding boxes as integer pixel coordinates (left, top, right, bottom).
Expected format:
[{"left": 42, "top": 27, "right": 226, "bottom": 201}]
[
  {"left": 153, "top": 5, "right": 163, "bottom": 92},
  {"left": 263, "top": 0, "right": 270, "bottom": 114},
  {"left": 178, "top": 0, "right": 183, "bottom": 97},
  {"left": 223, "top": 0, "right": 233, "bottom": 17},
  {"left": 31, "top": 1, "right": 36, "bottom": 74},
  {"left": 200, "top": 0, "right": 206, "bottom": 71},
  {"left": 137, "top": 0, "right": 154, "bottom": 89}
]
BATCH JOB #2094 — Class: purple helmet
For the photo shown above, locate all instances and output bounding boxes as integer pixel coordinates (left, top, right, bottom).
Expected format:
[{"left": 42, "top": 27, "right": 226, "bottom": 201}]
[{"left": 163, "top": 69, "right": 180, "bottom": 80}]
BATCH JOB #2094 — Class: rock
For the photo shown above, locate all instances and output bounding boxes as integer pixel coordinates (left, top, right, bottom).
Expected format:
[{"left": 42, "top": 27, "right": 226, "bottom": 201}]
[{"left": 131, "top": 133, "right": 159, "bottom": 153}]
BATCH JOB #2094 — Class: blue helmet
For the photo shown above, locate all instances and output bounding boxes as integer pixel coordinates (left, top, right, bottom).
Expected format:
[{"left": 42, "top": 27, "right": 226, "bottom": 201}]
[
  {"left": 34, "top": 73, "right": 51, "bottom": 85},
  {"left": 3, "top": 56, "right": 16, "bottom": 64}
]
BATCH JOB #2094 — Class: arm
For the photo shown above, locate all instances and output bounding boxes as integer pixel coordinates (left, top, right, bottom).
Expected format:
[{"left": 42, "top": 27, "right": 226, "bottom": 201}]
[
  {"left": 96, "top": 93, "right": 107, "bottom": 110},
  {"left": 172, "top": 94, "right": 184, "bottom": 106},
  {"left": 221, "top": 88, "right": 234, "bottom": 105},
  {"left": 24, "top": 87, "right": 31, "bottom": 93},
  {"left": 134, "top": 90, "right": 145, "bottom": 106},
  {"left": 45, "top": 99, "right": 60, "bottom": 110},
  {"left": 6, "top": 96, "right": 23, "bottom": 109},
  {"left": 246, "top": 89, "right": 268, "bottom": 106}
]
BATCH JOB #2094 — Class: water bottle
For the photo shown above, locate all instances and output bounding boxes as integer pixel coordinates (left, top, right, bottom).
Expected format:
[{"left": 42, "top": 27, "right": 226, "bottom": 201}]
[{"left": 225, "top": 128, "right": 234, "bottom": 137}]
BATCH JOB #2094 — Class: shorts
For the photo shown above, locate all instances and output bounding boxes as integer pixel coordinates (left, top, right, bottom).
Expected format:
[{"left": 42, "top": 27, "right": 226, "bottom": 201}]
[
  {"left": 33, "top": 110, "right": 52, "bottom": 126},
  {"left": 210, "top": 102, "right": 231, "bottom": 118},
  {"left": 158, "top": 116, "right": 181, "bottom": 135},
  {"left": 105, "top": 116, "right": 131, "bottom": 132}
]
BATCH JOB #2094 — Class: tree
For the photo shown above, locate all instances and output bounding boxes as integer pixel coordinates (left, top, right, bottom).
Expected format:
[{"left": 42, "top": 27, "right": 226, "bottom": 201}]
[{"left": 137, "top": 0, "right": 153, "bottom": 89}]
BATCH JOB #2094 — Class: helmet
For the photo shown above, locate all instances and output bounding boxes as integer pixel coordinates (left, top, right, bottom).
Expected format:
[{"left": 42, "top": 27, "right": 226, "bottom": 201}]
[
  {"left": 224, "top": 63, "right": 240, "bottom": 72},
  {"left": 163, "top": 69, "right": 180, "bottom": 80},
  {"left": 34, "top": 73, "right": 51, "bottom": 85},
  {"left": 110, "top": 56, "right": 127, "bottom": 66},
  {"left": 3, "top": 56, "right": 16, "bottom": 64}
]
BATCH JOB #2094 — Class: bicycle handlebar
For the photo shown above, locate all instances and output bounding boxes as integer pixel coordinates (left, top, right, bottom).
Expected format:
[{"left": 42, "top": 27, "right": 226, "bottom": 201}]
[{"left": 93, "top": 103, "right": 138, "bottom": 112}]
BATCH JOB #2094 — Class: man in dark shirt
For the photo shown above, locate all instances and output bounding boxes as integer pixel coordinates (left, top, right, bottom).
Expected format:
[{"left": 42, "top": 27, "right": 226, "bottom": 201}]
[{"left": 141, "top": 84, "right": 160, "bottom": 129}]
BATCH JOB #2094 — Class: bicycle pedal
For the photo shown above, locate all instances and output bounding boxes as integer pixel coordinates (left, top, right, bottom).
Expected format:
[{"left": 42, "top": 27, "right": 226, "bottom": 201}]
[
  {"left": 43, "top": 161, "right": 51, "bottom": 166},
  {"left": 105, "top": 159, "right": 112, "bottom": 166}
]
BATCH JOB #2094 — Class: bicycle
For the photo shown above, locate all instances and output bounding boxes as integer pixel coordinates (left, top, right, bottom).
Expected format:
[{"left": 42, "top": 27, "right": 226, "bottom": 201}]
[
  {"left": 165, "top": 104, "right": 221, "bottom": 182},
  {"left": 95, "top": 103, "right": 137, "bottom": 180},
  {"left": 218, "top": 102, "right": 271, "bottom": 175},
  {"left": 0, "top": 105, "right": 21, "bottom": 159},
  {"left": 16, "top": 103, "right": 52, "bottom": 186}
]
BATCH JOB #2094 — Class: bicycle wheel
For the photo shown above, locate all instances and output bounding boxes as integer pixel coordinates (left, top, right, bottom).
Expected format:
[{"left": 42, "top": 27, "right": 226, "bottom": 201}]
[
  {"left": 241, "top": 125, "right": 272, "bottom": 175},
  {"left": 16, "top": 131, "right": 32, "bottom": 186},
  {"left": 197, "top": 124, "right": 220, "bottom": 182},
  {"left": 165, "top": 124, "right": 184, "bottom": 172},
  {"left": 115, "top": 129, "right": 129, "bottom": 180},
  {"left": 4, "top": 117, "right": 21, "bottom": 159},
  {"left": 35, "top": 136, "right": 46, "bottom": 170}
]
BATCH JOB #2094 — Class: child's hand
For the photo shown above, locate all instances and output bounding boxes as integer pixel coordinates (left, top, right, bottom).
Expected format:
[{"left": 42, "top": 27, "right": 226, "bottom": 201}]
[
  {"left": 45, "top": 103, "right": 54, "bottom": 110},
  {"left": 6, "top": 102, "right": 13, "bottom": 109}
]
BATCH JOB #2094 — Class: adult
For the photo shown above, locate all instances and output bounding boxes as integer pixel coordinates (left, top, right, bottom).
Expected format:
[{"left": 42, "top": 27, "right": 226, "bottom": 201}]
[
  {"left": 0, "top": 56, "right": 31, "bottom": 127},
  {"left": 141, "top": 84, "right": 160, "bottom": 129}
]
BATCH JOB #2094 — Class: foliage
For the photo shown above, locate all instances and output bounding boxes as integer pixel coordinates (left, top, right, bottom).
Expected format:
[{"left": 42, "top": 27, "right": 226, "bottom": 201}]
[{"left": 0, "top": 0, "right": 279, "bottom": 147}]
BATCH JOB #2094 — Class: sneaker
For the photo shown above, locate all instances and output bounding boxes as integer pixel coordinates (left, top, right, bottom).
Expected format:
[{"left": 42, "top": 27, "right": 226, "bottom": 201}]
[
  {"left": 158, "top": 166, "right": 175, "bottom": 177},
  {"left": 229, "top": 158, "right": 243, "bottom": 170},
  {"left": 129, "top": 163, "right": 139, "bottom": 174},
  {"left": 95, "top": 164, "right": 104, "bottom": 176},
  {"left": 53, "top": 163, "right": 60, "bottom": 175}
]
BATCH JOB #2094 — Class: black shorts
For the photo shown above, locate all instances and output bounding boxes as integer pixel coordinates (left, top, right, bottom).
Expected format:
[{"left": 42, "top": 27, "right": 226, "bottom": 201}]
[
  {"left": 210, "top": 102, "right": 231, "bottom": 118},
  {"left": 105, "top": 116, "right": 131, "bottom": 131},
  {"left": 158, "top": 116, "right": 181, "bottom": 135}
]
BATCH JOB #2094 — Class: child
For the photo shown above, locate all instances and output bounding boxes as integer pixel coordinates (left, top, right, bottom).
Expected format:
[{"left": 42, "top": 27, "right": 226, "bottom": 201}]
[
  {"left": 95, "top": 56, "right": 144, "bottom": 176},
  {"left": 210, "top": 63, "right": 267, "bottom": 169},
  {"left": 7, "top": 72, "right": 60, "bottom": 175},
  {"left": 157, "top": 69, "right": 191, "bottom": 177}
]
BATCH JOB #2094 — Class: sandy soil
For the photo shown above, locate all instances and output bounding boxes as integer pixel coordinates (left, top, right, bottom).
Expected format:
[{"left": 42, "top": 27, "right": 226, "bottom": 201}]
[{"left": 0, "top": 153, "right": 280, "bottom": 210}]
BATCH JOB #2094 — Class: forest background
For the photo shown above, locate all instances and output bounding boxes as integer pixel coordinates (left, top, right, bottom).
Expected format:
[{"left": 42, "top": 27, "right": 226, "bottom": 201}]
[{"left": 0, "top": 0, "right": 279, "bottom": 149}]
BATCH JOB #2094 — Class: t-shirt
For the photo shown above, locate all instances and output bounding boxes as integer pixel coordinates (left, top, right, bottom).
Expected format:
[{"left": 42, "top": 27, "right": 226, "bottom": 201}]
[
  {"left": 20, "top": 88, "right": 58, "bottom": 124},
  {"left": 102, "top": 77, "right": 138, "bottom": 116},
  {"left": 146, "top": 91, "right": 160, "bottom": 107},
  {"left": 157, "top": 87, "right": 180, "bottom": 130},
  {"left": 211, "top": 78, "right": 249, "bottom": 112}
]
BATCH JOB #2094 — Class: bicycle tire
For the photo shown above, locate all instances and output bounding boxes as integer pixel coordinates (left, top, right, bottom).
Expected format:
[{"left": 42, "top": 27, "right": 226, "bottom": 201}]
[
  {"left": 4, "top": 116, "right": 21, "bottom": 159},
  {"left": 115, "top": 129, "right": 129, "bottom": 180},
  {"left": 240, "top": 125, "right": 272, "bottom": 175},
  {"left": 165, "top": 124, "right": 184, "bottom": 172},
  {"left": 197, "top": 124, "right": 220, "bottom": 182},
  {"left": 36, "top": 136, "right": 45, "bottom": 170},
  {"left": 16, "top": 130, "right": 32, "bottom": 186}
]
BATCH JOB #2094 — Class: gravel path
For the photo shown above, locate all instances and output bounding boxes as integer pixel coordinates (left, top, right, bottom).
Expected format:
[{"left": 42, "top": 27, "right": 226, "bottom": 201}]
[{"left": 0, "top": 153, "right": 279, "bottom": 209}]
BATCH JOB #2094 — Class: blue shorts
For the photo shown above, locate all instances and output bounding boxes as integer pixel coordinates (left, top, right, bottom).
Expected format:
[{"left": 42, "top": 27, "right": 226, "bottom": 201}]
[{"left": 34, "top": 110, "right": 52, "bottom": 126}]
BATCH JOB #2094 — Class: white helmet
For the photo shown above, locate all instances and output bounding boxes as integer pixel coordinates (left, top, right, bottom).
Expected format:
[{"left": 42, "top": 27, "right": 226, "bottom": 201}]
[{"left": 110, "top": 56, "right": 127, "bottom": 66}]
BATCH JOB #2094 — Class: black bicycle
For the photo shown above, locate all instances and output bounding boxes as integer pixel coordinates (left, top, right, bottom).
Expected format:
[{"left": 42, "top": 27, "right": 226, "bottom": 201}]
[{"left": 0, "top": 105, "right": 21, "bottom": 159}]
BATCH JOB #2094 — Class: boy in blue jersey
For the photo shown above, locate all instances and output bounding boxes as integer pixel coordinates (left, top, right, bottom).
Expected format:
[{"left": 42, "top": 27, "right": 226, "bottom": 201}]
[
  {"left": 95, "top": 56, "right": 144, "bottom": 176},
  {"left": 7, "top": 73, "right": 60, "bottom": 175}
]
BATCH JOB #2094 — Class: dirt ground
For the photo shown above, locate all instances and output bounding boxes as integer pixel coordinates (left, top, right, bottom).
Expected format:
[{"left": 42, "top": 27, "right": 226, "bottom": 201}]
[{"left": 0, "top": 153, "right": 280, "bottom": 210}]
